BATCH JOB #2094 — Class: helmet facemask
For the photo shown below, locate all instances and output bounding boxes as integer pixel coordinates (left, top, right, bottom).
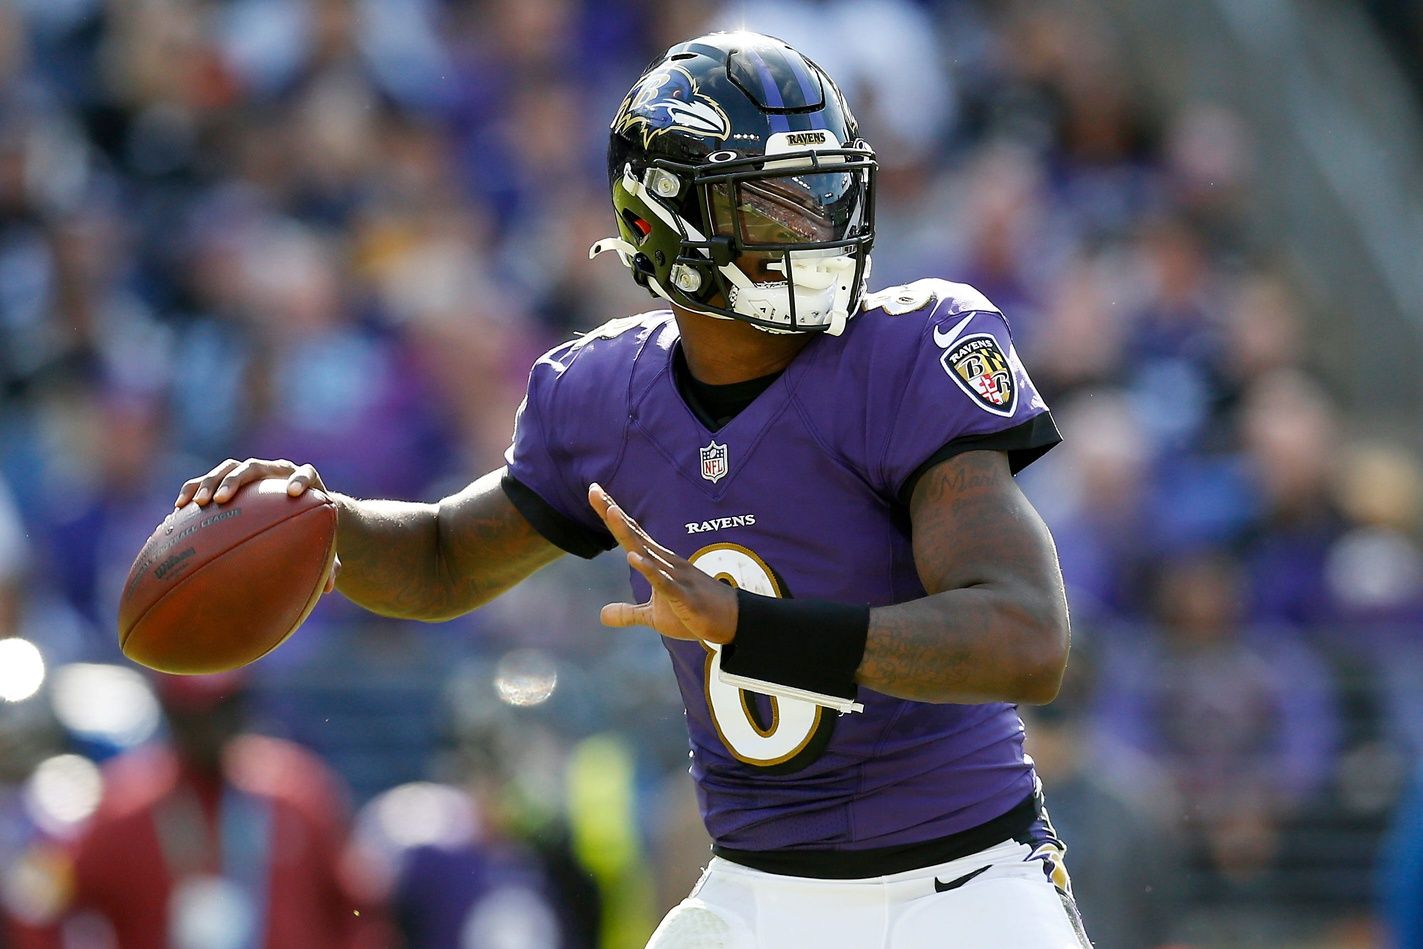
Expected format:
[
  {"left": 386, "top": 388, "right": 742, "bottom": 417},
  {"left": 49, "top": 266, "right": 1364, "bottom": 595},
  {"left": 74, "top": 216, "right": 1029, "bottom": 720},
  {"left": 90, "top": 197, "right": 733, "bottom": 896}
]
[{"left": 593, "top": 138, "right": 876, "bottom": 336}]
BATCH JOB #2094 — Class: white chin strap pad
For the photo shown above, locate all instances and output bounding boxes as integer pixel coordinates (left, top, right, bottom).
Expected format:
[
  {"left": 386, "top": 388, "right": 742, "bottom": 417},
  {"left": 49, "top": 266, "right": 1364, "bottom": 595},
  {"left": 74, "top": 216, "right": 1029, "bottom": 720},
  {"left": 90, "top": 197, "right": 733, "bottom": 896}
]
[
  {"left": 590, "top": 234, "right": 864, "bottom": 337},
  {"left": 724, "top": 252, "right": 862, "bottom": 336}
]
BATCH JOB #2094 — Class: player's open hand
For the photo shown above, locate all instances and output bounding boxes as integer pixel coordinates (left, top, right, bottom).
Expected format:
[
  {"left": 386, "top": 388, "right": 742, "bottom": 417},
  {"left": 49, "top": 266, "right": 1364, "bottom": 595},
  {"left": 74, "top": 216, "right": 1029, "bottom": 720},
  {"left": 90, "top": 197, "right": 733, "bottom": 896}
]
[
  {"left": 589, "top": 484, "right": 738, "bottom": 645},
  {"left": 175, "top": 458, "right": 341, "bottom": 593}
]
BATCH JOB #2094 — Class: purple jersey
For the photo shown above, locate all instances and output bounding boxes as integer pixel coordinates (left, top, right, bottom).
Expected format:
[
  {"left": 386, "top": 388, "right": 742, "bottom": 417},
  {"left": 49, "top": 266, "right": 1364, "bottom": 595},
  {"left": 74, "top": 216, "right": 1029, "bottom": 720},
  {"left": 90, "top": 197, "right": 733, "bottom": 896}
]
[{"left": 505, "top": 279, "right": 1060, "bottom": 854}]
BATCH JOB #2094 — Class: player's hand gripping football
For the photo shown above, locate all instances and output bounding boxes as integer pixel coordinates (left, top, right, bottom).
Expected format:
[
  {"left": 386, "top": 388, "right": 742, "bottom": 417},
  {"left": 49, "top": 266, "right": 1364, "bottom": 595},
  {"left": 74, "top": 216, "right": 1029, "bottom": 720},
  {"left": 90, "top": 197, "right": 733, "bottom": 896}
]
[
  {"left": 589, "top": 484, "right": 737, "bottom": 645},
  {"left": 175, "top": 458, "right": 341, "bottom": 594}
]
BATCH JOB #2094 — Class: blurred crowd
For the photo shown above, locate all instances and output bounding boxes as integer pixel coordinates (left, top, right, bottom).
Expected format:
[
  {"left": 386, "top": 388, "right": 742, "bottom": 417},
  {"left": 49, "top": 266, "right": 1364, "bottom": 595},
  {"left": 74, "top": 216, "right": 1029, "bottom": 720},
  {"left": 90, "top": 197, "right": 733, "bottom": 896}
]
[
  {"left": 0, "top": 0, "right": 1421, "bottom": 947},
  {"left": 1363, "top": 0, "right": 1423, "bottom": 106}
]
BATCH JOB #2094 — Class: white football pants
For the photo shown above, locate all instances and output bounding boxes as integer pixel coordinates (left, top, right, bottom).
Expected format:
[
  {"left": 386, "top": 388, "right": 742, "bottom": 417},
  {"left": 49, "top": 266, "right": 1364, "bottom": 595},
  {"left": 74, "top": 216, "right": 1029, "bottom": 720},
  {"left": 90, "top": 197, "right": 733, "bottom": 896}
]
[{"left": 646, "top": 837, "right": 1091, "bottom": 948}]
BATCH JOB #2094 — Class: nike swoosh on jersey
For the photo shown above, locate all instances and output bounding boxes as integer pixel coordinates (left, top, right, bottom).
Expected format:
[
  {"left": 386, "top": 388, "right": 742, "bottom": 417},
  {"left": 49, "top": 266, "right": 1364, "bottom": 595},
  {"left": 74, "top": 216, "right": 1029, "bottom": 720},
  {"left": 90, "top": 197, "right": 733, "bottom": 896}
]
[
  {"left": 931, "top": 313, "right": 976, "bottom": 350},
  {"left": 933, "top": 864, "right": 992, "bottom": 893}
]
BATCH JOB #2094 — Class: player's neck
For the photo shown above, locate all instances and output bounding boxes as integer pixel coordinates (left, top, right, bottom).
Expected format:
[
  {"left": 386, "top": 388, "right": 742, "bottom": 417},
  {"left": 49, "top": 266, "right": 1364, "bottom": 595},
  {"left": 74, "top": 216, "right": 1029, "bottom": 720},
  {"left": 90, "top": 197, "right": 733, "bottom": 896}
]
[{"left": 672, "top": 306, "right": 815, "bottom": 385}]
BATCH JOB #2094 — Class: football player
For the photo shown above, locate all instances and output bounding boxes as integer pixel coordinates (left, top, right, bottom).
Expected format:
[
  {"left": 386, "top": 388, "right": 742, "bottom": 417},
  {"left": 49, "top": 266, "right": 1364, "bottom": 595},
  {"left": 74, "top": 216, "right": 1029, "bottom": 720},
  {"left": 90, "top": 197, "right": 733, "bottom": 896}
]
[{"left": 176, "top": 32, "right": 1089, "bottom": 947}]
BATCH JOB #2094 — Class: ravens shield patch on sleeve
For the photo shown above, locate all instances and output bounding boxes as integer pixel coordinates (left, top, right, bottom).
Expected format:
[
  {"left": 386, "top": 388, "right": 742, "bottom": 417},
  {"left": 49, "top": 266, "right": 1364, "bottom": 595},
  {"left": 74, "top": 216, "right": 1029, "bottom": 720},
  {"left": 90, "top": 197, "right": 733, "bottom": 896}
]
[{"left": 939, "top": 334, "right": 1017, "bottom": 417}]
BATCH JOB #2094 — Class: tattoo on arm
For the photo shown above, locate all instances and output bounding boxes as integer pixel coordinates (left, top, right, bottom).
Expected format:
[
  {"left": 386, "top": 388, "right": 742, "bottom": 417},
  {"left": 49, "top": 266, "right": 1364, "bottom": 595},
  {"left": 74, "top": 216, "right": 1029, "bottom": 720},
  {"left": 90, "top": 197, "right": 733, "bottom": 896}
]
[
  {"left": 435, "top": 469, "right": 564, "bottom": 612},
  {"left": 856, "top": 450, "right": 1069, "bottom": 704},
  {"left": 333, "top": 469, "right": 562, "bottom": 621}
]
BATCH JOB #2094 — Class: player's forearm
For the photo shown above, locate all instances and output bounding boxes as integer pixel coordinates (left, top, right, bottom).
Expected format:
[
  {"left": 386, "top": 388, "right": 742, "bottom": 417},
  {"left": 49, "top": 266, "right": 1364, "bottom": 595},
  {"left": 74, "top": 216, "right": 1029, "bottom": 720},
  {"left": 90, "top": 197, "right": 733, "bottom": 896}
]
[
  {"left": 858, "top": 584, "right": 1069, "bottom": 705},
  {"left": 329, "top": 495, "right": 458, "bottom": 620},
  {"left": 857, "top": 450, "right": 1070, "bottom": 704},
  {"left": 331, "top": 470, "right": 563, "bottom": 622}
]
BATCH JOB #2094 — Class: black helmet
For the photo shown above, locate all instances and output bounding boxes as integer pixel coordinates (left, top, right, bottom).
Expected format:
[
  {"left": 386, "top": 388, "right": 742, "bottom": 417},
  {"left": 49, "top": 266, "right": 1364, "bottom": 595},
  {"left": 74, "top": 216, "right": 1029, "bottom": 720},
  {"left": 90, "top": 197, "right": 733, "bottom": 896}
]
[{"left": 591, "top": 32, "right": 876, "bottom": 335}]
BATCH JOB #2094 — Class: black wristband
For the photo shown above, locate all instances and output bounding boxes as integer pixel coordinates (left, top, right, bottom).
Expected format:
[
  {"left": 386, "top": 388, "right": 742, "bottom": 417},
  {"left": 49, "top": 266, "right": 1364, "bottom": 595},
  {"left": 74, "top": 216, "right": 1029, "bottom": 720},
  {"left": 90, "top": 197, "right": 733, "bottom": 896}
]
[{"left": 720, "top": 590, "right": 870, "bottom": 703}]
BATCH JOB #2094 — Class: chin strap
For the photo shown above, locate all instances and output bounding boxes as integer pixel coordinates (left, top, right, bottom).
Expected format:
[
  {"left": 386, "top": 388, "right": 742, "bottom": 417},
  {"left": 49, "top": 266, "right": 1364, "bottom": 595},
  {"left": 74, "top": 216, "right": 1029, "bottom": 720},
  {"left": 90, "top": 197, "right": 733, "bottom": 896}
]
[
  {"left": 721, "top": 252, "right": 861, "bottom": 336},
  {"left": 590, "top": 233, "right": 862, "bottom": 337},
  {"left": 588, "top": 237, "right": 637, "bottom": 266},
  {"left": 591, "top": 236, "right": 736, "bottom": 325}
]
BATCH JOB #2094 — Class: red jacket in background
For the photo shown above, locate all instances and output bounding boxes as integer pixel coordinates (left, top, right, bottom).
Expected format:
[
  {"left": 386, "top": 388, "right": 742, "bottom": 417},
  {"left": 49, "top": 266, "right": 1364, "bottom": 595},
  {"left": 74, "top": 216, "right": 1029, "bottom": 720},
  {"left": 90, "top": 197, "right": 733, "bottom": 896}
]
[{"left": 7, "top": 735, "right": 388, "bottom": 949}]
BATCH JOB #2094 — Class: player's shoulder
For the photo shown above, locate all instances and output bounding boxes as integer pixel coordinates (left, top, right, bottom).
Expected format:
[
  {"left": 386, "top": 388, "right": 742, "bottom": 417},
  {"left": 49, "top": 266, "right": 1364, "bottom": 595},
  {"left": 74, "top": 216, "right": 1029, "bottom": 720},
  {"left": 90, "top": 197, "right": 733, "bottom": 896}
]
[
  {"left": 794, "top": 277, "right": 1020, "bottom": 426},
  {"left": 523, "top": 310, "right": 674, "bottom": 425},
  {"left": 856, "top": 278, "right": 1004, "bottom": 336},
  {"left": 523, "top": 310, "right": 672, "bottom": 412},
  {"left": 815, "top": 278, "right": 1008, "bottom": 371},
  {"left": 535, "top": 310, "right": 674, "bottom": 377}
]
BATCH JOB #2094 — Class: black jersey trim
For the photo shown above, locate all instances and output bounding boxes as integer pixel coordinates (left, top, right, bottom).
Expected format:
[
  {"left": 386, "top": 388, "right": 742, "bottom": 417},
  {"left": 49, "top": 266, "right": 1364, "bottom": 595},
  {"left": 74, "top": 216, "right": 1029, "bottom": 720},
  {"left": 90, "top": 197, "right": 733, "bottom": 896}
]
[
  {"left": 673, "top": 345, "right": 781, "bottom": 432},
  {"left": 898, "top": 412, "right": 1062, "bottom": 508},
  {"left": 713, "top": 792, "right": 1040, "bottom": 879},
  {"left": 501, "top": 474, "right": 615, "bottom": 560}
]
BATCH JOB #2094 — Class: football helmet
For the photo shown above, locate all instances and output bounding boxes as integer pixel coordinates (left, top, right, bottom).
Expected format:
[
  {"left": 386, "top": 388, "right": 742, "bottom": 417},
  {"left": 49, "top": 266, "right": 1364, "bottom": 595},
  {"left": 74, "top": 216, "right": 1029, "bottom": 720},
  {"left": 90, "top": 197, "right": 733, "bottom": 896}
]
[{"left": 592, "top": 32, "right": 876, "bottom": 336}]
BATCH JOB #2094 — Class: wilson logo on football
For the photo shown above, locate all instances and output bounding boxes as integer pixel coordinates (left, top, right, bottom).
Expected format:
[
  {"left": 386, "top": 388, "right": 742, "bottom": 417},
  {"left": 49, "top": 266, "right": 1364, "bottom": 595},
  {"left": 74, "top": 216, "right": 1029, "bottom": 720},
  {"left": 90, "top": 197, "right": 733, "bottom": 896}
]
[{"left": 939, "top": 333, "right": 1017, "bottom": 417}]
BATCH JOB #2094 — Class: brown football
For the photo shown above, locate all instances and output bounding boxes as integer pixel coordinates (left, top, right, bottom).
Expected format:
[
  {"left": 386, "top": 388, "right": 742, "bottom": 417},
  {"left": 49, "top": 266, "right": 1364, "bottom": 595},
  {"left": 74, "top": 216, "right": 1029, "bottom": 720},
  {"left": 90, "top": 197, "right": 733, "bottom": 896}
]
[{"left": 118, "top": 479, "right": 337, "bottom": 674}]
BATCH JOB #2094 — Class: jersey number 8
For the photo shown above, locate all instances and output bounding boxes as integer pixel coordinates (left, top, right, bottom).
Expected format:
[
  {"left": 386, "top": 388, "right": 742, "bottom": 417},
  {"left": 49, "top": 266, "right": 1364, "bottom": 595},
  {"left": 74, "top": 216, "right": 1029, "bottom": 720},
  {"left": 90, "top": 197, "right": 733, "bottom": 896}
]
[{"left": 691, "top": 544, "right": 836, "bottom": 772}]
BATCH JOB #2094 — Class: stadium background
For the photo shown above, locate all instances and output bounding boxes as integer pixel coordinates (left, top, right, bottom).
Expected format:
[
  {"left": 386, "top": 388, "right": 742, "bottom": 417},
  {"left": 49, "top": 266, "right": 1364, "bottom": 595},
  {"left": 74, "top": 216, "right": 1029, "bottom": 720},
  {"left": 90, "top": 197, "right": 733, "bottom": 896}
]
[{"left": 0, "top": 0, "right": 1421, "bottom": 946}]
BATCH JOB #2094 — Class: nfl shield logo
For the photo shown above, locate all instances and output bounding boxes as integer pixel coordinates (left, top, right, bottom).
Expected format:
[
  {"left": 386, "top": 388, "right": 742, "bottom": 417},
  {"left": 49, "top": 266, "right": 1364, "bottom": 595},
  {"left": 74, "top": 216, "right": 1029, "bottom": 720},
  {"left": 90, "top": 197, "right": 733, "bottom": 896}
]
[{"left": 699, "top": 440, "right": 729, "bottom": 483}]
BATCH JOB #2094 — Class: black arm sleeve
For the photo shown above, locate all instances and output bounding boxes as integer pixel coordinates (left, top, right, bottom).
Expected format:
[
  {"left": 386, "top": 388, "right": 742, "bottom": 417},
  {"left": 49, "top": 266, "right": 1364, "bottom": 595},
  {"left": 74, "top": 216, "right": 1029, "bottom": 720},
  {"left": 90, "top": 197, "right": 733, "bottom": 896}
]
[{"left": 501, "top": 474, "right": 615, "bottom": 560}]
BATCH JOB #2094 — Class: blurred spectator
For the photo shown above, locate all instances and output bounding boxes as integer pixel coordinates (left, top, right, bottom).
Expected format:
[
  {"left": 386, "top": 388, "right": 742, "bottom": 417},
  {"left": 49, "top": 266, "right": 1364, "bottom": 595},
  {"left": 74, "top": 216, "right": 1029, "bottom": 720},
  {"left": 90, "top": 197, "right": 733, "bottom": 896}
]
[
  {"left": 0, "top": 687, "right": 69, "bottom": 943},
  {"left": 1021, "top": 391, "right": 1155, "bottom": 623},
  {"left": 1382, "top": 762, "right": 1423, "bottom": 948},
  {"left": 1161, "top": 103, "right": 1255, "bottom": 251},
  {"left": 991, "top": 4, "right": 1160, "bottom": 240},
  {"left": 1238, "top": 369, "right": 1349, "bottom": 630},
  {"left": 24, "top": 386, "right": 182, "bottom": 664},
  {"left": 355, "top": 780, "right": 572, "bottom": 949},
  {"left": 941, "top": 143, "right": 1058, "bottom": 334},
  {"left": 217, "top": 0, "right": 451, "bottom": 112},
  {"left": 1021, "top": 253, "right": 1129, "bottom": 397},
  {"left": 1022, "top": 655, "right": 1185, "bottom": 949},
  {"left": 1124, "top": 216, "right": 1228, "bottom": 453},
  {"left": 0, "top": 475, "right": 26, "bottom": 639},
  {"left": 1219, "top": 272, "right": 1307, "bottom": 400},
  {"left": 355, "top": 664, "right": 601, "bottom": 947},
  {"left": 8, "top": 672, "right": 388, "bottom": 949},
  {"left": 236, "top": 219, "right": 456, "bottom": 500},
  {"left": 1326, "top": 442, "right": 1423, "bottom": 765},
  {"left": 1096, "top": 552, "right": 1340, "bottom": 891}
]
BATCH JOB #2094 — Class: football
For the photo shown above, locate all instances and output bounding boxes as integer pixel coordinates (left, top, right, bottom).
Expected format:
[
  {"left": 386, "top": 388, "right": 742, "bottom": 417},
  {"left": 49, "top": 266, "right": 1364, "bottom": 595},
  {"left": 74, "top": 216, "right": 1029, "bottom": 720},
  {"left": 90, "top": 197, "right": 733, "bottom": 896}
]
[{"left": 118, "top": 479, "right": 337, "bottom": 674}]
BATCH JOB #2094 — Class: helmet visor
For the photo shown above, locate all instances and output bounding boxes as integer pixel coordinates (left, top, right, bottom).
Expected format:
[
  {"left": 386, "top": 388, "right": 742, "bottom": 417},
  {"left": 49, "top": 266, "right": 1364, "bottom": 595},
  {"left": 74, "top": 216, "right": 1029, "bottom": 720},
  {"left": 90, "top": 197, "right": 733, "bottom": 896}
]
[{"left": 709, "top": 167, "right": 866, "bottom": 248}]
